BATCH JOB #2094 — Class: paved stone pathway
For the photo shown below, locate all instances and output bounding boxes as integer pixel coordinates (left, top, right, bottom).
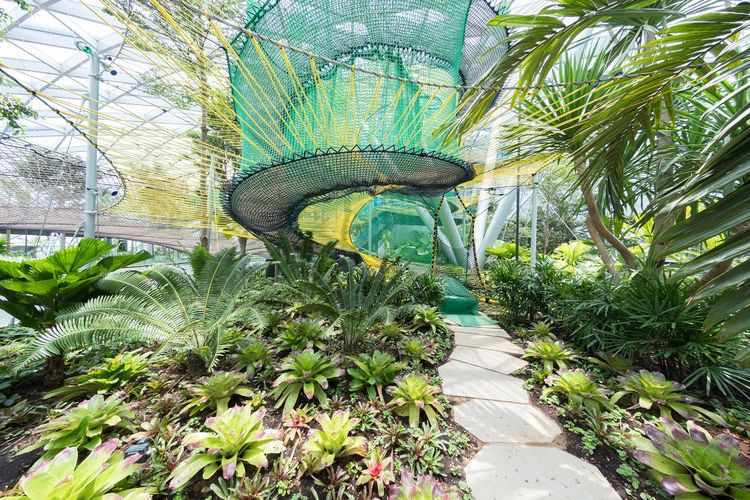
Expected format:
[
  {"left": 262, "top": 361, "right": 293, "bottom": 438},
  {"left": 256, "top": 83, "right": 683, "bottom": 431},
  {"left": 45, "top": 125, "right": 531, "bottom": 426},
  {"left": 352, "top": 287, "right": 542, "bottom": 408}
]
[{"left": 440, "top": 323, "right": 620, "bottom": 500}]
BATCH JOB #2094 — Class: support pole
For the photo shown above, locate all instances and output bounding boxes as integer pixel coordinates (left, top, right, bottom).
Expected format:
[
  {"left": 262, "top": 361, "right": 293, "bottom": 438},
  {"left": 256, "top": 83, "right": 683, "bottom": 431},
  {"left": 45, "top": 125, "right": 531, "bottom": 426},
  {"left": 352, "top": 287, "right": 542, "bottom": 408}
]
[
  {"left": 515, "top": 178, "right": 520, "bottom": 262},
  {"left": 530, "top": 174, "right": 539, "bottom": 269},
  {"left": 438, "top": 199, "right": 468, "bottom": 266},
  {"left": 83, "top": 46, "right": 100, "bottom": 239},
  {"left": 416, "top": 207, "right": 458, "bottom": 265}
]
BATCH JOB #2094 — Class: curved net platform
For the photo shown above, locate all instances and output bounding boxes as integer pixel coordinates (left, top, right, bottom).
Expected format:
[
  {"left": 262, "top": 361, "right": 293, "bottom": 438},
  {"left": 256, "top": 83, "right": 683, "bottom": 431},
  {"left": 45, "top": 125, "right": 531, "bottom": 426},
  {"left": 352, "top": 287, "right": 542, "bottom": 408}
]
[{"left": 224, "top": 0, "right": 508, "bottom": 246}]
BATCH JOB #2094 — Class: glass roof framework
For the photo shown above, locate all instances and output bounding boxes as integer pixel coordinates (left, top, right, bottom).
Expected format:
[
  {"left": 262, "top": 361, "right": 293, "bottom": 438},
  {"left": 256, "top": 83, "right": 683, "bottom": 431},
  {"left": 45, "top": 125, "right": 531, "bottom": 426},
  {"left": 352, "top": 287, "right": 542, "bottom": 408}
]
[
  {"left": 0, "top": 0, "right": 543, "bottom": 259},
  {"left": 0, "top": 0, "right": 261, "bottom": 251}
]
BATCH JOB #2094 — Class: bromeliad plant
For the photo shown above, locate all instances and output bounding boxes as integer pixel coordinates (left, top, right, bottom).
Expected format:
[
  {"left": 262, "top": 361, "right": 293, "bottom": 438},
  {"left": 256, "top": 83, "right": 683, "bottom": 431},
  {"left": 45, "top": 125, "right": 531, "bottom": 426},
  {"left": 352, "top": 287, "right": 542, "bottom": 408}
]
[
  {"left": 45, "top": 351, "right": 151, "bottom": 401},
  {"left": 388, "top": 471, "right": 459, "bottom": 500},
  {"left": 20, "top": 393, "right": 135, "bottom": 463},
  {"left": 389, "top": 374, "right": 446, "bottom": 427},
  {"left": 632, "top": 418, "right": 750, "bottom": 499},
  {"left": 543, "top": 369, "right": 611, "bottom": 413},
  {"left": 232, "top": 340, "right": 272, "bottom": 378},
  {"left": 411, "top": 307, "right": 448, "bottom": 335},
  {"left": 7, "top": 439, "right": 148, "bottom": 500},
  {"left": 276, "top": 319, "right": 327, "bottom": 352},
  {"left": 182, "top": 371, "right": 253, "bottom": 416},
  {"left": 270, "top": 350, "right": 343, "bottom": 414},
  {"left": 347, "top": 351, "right": 405, "bottom": 402},
  {"left": 401, "top": 338, "right": 434, "bottom": 365},
  {"left": 301, "top": 411, "right": 367, "bottom": 473},
  {"left": 356, "top": 447, "right": 395, "bottom": 497},
  {"left": 612, "top": 370, "right": 722, "bottom": 422},
  {"left": 169, "top": 405, "right": 284, "bottom": 490},
  {"left": 522, "top": 340, "right": 577, "bottom": 374}
]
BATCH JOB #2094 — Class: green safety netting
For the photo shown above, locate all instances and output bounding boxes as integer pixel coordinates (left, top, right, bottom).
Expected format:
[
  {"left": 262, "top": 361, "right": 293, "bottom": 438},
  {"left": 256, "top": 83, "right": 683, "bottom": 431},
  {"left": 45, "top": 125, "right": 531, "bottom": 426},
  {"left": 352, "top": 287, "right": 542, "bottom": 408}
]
[{"left": 223, "top": 0, "right": 509, "bottom": 253}]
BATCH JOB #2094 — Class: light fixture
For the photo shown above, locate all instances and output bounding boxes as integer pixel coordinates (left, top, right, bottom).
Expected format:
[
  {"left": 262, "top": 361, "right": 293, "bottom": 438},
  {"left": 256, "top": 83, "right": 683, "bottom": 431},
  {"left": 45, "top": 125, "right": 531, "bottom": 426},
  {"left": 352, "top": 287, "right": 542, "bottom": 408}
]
[{"left": 74, "top": 40, "right": 93, "bottom": 54}]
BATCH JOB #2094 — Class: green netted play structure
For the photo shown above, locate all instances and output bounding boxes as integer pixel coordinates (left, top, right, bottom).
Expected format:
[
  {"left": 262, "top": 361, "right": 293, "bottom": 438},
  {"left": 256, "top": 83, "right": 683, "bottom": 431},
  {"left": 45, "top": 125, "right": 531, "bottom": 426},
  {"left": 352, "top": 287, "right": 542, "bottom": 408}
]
[{"left": 223, "top": 0, "right": 510, "bottom": 324}]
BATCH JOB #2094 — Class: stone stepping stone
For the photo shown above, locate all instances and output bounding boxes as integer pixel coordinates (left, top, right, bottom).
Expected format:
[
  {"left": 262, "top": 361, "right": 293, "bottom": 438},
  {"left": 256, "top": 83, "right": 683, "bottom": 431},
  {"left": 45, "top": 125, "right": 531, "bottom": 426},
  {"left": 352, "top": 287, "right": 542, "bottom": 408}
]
[
  {"left": 465, "top": 445, "right": 620, "bottom": 500},
  {"left": 454, "top": 332, "right": 523, "bottom": 356},
  {"left": 449, "top": 346, "right": 527, "bottom": 374},
  {"left": 449, "top": 325, "right": 510, "bottom": 338},
  {"left": 453, "top": 399, "right": 561, "bottom": 444},
  {"left": 438, "top": 361, "right": 528, "bottom": 403}
]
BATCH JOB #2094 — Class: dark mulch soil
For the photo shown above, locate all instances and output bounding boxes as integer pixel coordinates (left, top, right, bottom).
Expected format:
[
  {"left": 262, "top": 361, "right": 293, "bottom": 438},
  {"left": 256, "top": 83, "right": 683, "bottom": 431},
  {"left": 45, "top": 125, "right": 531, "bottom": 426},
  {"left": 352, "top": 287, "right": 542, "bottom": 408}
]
[{"left": 0, "top": 436, "right": 41, "bottom": 490}]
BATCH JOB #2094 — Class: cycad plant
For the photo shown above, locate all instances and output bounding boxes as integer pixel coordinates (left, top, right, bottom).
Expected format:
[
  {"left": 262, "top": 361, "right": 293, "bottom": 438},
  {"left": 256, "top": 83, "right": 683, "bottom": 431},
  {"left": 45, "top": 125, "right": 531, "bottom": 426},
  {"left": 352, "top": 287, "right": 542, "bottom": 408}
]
[
  {"left": 20, "top": 248, "right": 261, "bottom": 372},
  {"left": 0, "top": 238, "right": 149, "bottom": 385},
  {"left": 291, "top": 258, "right": 413, "bottom": 352}
]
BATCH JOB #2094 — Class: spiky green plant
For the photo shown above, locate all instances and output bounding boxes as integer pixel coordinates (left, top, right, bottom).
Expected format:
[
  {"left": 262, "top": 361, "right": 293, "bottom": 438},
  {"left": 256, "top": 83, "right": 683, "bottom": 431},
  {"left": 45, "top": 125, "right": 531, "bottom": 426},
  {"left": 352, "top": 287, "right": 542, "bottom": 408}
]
[
  {"left": 20, "top": 393, "right": 135, "bottom": 463},
  {"left": 6, "top": 439, "right": 148, "bottom": 500},
  {"left": 169, "top": 405, "right": 284, "bottom": 490},
  {"left": 389, "top": 374, "right": 446, "bottom": 427},
  {"left": 411, "top": 308, "right": 448, "bottom": 335},
  {"left": 632, "top": 418, "right": 750, "bottom": 499},
  {"left": 301, "top": 411, "right": 366, "bottom": 473},
  {"left": 182, "top": 371, "right": 253, "bottom": 416},
  {"left": 45, "top": 352, "right": 151, "bottom": 401},
  {"left": 270, "top": 350, "right": 342, "bottom": 414},
  {"left": 522, "top": 340, "right": 577, "bottom": 374},
  {"left": 347, "top": 351, "right": 405, "bottom": 402},
  {"left": 356, "top": 447, "right": 395, "bottom": 497},
  {"left": 22, "top": 248, "right": 261, "bottom": 371},
  {"left": 612, "top": 370, "right": 722, "bottom": 423},
  {"left": 543, "top": 369, "right": 611, "bottom": 413},
  {"left": 388, "top": 471, "right": 459, "bottom": 500},
  {"left": 276, "top": 319, "right": 327, "bottom": 352},
  {"left": 401, "top": 338, "right": 433, "bottom": 364},
  {"left": 232, "top": 340, "right": 272, "bottom": 377}
]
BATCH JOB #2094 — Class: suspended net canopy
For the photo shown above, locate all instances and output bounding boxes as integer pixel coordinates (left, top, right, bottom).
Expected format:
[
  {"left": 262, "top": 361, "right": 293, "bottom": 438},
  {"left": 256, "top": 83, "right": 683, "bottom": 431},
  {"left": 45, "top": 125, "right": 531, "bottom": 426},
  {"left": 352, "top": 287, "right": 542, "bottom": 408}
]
[
  {"left": 224, "top": 0, "right": 511, "bottom": 255},
  {"left": 1, "top": 0, "right": 549, "bottom": 265}
]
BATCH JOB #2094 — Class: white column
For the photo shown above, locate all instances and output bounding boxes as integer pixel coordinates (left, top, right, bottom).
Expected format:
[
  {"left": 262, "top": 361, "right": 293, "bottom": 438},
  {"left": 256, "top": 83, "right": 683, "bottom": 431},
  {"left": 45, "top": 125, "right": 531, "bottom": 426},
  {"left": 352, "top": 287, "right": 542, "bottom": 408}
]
[
  {"left": 83, "top": 46, "right": 100, "bottom": 239},
  {"left": 530, "top": 174, "right": 539, "bottom": 269}
]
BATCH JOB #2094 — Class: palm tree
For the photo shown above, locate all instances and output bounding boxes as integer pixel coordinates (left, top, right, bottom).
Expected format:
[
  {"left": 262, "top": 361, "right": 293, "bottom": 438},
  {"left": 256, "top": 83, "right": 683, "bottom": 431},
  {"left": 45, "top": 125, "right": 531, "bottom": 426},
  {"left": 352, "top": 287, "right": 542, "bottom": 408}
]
[
  {"left": 454, "top": 0, "right": 750, "bottom": 333},
  {"left": 20, "top": 248, "right": 261, "bottom": 372}
]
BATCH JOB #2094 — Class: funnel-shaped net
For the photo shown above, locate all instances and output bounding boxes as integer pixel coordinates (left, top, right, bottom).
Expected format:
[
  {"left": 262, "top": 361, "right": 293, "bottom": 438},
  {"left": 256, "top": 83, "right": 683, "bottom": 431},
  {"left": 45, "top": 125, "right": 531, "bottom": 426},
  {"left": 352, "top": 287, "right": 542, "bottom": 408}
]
[{"left": 224, "top": 0, "right": 507, "bottom": 246}]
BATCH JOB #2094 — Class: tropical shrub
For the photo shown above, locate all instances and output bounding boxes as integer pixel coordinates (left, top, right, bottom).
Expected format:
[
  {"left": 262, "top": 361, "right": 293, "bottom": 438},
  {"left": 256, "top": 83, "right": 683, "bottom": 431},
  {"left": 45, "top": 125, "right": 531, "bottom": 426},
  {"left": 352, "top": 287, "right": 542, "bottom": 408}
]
[
  {"left": 356, "top": 447, "right": 395, "bottom": 497},
  {"left": 408, "top": 274, "right": 445, "bottom": 308},
  {"left": 276, "top": 319, "right": 327, "bottom": 352},
  {"left": 20, "top": 393, "right": 135, "bottom": 463},
  {"left": 399, "top": 425, "right": 448, "bottom": 476},
  {"left": 182, "top": 371, "right": 253, "bottom": 416},
  {"left": 281, "top": 407, "right": 315, "bottom": 445},
  {"left": 401, "top": 338, "right": 434, "bottom": 364},
  {"left": 632, "top": 418, "right": 750, "bottom": 499},
  {"left": 45, "top": 351, "right": 150, "bottom": 401},
  {"left": 301, "top": 411, "right": 366, "bottom": 473},
  {"left": 389, "top": 374, "right": 446, "bottom": 427},
  {"left": 388, "top": 471, "right": 459, "bottom": 500},
  {"left": 411, "top": 307, "right": 448, "bottom": 335},
  {"left": 543, "top": 369, "right": 611, "bottom": 413},
  {"left": 0, "top": 238, "right": 149, "bottom": 385},
  {"left": 283, "top": 256, "right": 413, "bottom": 352},
  {"left": 379, "top": 322, "right": 404, "bottom": 341},
  {"left": 22, "top": 248, "right": 261, "bottom": 372},
  {"left": 522, "top": 340, "right": 577, "bottom": 374},
  {"left": 611, "top": 370, "right": 721, "bottom": 422},
  {"left": 6, "top": 439, "right": 148, "bottom": 500},
  {"left": 270, "top": 350, "right": 342, "bottom": 414},
  {"left": 169, "top": 405, "right": 284, "bottom": 490},
  {"left": 347, "top": 350, "right": 405, "bottom": 402},
  {"left": 487, "top": 259, "right": 543, "bottom": 324},
  {"left": 232, "top": 340, "right": 272, "bottom": 377}
]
